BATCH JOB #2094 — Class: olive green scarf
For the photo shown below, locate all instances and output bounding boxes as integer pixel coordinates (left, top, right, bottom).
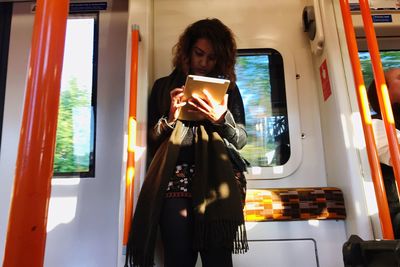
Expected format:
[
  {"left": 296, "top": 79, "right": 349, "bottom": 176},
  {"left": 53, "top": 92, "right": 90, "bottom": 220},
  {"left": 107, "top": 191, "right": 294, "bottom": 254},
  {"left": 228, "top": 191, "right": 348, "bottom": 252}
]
[{"left": 125, "top": 121, "right": 248, "bottom": 267}]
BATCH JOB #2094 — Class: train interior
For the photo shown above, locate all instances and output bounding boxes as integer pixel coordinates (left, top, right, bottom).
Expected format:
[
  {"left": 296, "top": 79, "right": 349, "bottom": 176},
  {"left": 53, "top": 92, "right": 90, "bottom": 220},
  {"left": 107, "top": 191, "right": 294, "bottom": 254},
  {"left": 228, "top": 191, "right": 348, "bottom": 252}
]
[{"left": 1, "top": 0, "right": 400, "bottom": 266}]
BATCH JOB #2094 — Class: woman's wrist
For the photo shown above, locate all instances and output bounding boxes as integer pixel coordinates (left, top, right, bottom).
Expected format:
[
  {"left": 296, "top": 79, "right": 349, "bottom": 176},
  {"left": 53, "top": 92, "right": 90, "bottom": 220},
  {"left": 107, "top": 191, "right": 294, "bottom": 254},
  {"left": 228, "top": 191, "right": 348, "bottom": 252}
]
[
  {"left": 167, "top": 116, "right": 177, "bottom": 125},
  {"left": 162, "top": 117, "right": 176, "bottom": 129},
  {"left": 154, "top": 116, "right": 176, "bottom": 137},
  {"left": 211, "top": 111, "right": 227, "bottom": 125}
]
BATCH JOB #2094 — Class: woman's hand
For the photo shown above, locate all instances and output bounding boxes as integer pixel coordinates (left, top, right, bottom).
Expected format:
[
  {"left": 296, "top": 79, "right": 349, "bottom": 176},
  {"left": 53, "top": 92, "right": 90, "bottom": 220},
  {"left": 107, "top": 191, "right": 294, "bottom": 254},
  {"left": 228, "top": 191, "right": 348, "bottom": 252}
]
[
  {"left": 168, "top": 87, "right": 186, "bottom": 123},
  {"left": 188, "top": 89, "right": 228, "bottom": 124}
]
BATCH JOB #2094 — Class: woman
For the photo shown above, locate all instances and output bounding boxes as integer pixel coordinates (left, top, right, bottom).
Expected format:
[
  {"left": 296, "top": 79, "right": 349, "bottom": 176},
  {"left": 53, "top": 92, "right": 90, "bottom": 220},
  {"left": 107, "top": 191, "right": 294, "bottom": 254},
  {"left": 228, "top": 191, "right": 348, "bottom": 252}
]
[{"left": 125, "top": 18, "right": 248, "bottom": 267}]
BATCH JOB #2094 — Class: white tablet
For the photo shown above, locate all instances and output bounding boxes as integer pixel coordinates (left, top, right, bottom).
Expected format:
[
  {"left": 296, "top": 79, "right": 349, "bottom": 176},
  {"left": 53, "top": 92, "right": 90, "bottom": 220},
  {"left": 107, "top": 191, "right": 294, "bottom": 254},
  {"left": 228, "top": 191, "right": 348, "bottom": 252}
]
[{"left": 179, "top": 75, "right": 230, "bottom": 121}]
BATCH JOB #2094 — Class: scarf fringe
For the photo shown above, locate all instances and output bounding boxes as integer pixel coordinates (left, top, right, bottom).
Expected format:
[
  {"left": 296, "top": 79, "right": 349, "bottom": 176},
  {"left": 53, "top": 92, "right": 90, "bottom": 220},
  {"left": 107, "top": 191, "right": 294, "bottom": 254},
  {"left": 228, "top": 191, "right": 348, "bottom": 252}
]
[
  {"left": 193, "top": 220, "right": 249, "bottom": 254},
  {"left": 124, "top": 248, "right": 155, "bottom": 267},
  {"left": 234, "top": 223, "right": 249, "bottom": 253},
  {"left": 124, "top": 221, "right": 248, "bottom": 267}
]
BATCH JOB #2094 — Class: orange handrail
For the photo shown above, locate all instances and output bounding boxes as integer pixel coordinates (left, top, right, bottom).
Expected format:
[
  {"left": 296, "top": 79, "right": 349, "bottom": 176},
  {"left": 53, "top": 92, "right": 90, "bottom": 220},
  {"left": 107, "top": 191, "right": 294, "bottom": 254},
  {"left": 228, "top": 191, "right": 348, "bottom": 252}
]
[
  {"left": 359, "top": 0, "right": 400, "bottom": 211},
  {"left": 3, "top": 0, "right": 70, "bottom": 266},
  {"left": 123, "top": 25, "right": 140, "bottom": 246},
  {"left": 339, "top": 0, "right": 393, "bottom": 239}
]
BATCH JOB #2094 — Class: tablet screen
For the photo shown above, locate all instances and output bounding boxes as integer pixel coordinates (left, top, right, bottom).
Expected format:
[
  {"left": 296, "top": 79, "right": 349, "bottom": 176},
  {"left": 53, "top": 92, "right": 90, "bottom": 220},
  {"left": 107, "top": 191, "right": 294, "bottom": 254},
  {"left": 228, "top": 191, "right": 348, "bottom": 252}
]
[{"left": 179, "top": 75, "right": 230, "bottom": 121}]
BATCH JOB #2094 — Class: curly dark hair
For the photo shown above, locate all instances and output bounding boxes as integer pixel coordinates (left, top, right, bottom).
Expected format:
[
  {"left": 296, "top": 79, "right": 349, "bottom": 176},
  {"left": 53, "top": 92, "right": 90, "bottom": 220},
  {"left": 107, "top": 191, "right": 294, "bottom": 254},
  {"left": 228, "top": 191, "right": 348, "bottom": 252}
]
[{"left": 172, "top": 18, "right": 237, "bottom": 82}]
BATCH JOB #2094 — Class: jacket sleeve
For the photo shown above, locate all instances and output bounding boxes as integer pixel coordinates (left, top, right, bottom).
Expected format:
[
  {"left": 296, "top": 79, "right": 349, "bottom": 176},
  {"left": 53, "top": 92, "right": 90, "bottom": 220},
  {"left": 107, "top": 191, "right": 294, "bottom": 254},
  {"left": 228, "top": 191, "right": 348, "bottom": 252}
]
[
  {"left": 147, "top": 78, "right": 173, "bottom": 163},
  {"left": 214, "top": 83, "right": 247, "bottom": 150}
]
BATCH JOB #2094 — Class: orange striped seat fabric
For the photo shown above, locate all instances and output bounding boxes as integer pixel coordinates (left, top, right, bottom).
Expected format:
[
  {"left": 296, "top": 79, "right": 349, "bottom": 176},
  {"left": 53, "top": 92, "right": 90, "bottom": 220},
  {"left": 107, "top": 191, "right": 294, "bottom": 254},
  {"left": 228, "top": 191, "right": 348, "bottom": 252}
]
[{"left": 244, "top": 187, "right": 346, "bottom": 221}]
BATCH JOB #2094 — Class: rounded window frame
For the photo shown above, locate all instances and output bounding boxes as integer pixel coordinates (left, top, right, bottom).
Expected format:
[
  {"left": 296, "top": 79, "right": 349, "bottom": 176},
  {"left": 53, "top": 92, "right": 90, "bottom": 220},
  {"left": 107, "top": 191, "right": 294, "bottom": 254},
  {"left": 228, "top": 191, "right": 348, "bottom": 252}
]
[{"left": 236, "top": 44, "right": 302, "bottom": 179}]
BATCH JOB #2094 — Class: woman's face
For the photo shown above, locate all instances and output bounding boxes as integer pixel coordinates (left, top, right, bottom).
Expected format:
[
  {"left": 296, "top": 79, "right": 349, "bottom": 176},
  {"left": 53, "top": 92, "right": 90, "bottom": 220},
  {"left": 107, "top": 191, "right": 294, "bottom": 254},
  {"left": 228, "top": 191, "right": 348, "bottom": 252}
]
[
  {"left": 190, "top": 38, "right": 217, "bottom": 76},
  {"left": 387, "top": 68, "right": 400, "bottom": 104}
]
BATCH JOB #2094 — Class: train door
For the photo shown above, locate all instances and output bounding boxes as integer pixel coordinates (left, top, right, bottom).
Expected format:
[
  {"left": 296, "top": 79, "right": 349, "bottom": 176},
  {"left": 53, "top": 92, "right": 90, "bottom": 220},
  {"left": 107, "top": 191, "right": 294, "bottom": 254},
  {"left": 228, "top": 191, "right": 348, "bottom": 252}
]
[{"left": 0, "top": 1, "right": 129, "bottom": 266}]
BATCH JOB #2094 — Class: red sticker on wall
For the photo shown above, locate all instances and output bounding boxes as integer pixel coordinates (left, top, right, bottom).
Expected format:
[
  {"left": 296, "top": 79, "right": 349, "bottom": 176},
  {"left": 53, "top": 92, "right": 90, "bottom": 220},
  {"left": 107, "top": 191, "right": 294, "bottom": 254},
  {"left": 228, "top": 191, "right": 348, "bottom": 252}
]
[{"left": 319, "top": 60, "right": 332, "bottom": 101}]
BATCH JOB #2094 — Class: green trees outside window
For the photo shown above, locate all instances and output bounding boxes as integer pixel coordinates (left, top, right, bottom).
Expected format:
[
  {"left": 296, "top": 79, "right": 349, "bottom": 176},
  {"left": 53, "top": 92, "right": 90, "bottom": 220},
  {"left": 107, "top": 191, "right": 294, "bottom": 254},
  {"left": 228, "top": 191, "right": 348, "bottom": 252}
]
[
  {"left": 359, "top": 51, "right": 400, "bottom": 89},
  {"left": 54, "top": 78, "right": 92, "bottom": 173},
  {"left": 53, "top": 16, "right": 97, "bottom": 177},
  {"left": 235, "top": 49, "right": 289, "bottom": 167}
]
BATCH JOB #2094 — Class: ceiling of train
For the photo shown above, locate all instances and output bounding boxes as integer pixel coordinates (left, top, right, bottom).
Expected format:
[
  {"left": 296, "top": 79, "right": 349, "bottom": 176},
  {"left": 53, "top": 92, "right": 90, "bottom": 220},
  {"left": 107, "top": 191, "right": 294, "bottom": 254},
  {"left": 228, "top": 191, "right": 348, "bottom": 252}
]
[
  {"left": 0, "top": 0, "right": 114, "bottom": 10},
  {"left": 0, "top": 0, "right": 111, "bottom": 3}
]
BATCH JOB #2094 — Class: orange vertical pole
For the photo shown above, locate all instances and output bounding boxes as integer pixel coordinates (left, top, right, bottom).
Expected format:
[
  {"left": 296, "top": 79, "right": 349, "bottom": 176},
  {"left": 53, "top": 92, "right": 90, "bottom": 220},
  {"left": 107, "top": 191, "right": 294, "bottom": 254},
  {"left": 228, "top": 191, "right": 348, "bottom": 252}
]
[
  {"left": 123, "top": 25, "right": 140, "bottom": 246},
  {"left": 339, "top": 0, "right": 393, "bottom": 239},
  {"left": 3, "top": 0, "right": 70, "bottom": 266},
  {"left": 359, "top": 0, "right": 400, "bottom": 208}
]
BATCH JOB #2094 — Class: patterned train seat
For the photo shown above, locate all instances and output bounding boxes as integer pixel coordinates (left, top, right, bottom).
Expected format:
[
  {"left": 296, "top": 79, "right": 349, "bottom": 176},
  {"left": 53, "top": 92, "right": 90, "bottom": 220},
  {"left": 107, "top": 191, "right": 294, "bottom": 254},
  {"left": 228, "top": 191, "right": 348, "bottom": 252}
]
[{"left": 244, "top": 187, "right": 346, "bottom": 221}]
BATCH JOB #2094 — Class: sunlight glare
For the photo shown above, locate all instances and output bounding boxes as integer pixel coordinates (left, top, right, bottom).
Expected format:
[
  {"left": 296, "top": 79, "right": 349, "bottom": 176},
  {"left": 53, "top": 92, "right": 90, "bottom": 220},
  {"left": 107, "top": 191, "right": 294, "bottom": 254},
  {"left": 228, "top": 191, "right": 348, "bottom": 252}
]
[
  {"left": 122, "top": 134, "right": 146, "bottom": 162},
  {"left": 250, "top": 166, "right": 262, "bottom": 175},
  {"left": 219, "top": 183, "right": 229, "bottom": 198},
  {"left": 351, "top": 112, "right": 366, "bottom": 150},
  {"left": 244, "top": 222, "right": 257, "bottom": 231},
  {"left": 179, "top": 208, "right": 188, "bottom": 218},
  {"left": 308, "top": 220, "right": 320, "bottom": 227},
  {"left": 61, "top": 19, "right": 94, "bottom": 92},
  {"left": 47, "top": 196, "right": 78, "bottom": 232},
  {"left": 135, "top": 146, "right": 146, "bottom": 161},
  {"left": 359, "top": 85, "right": 372, "bottom": 125},
  {"left": 221, "top": 153, "right": 229, "bottom": 161},
  {"left": 51, "top": 178, "right": 80, "bottom": 186},
  {"left": 272, "top": 165, "right": 284, "bottom": 174},
  {"left": 128, "top": 118, "right": 137, "bottom": 151},
  {"left": 340, "top": 114, "right": 350, "bottom": 148},
  {"left": 364, "top": 180, "right": 378, "bottom": 215},
  {"left": 382, "top": 84, "right": 394, "bottom": 124}
]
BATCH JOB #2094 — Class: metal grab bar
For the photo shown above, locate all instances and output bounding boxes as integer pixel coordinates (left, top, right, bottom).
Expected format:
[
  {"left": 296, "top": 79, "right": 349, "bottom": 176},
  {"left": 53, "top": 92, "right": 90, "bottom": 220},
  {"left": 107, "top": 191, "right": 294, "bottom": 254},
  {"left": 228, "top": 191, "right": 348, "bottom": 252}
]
[
  {"left": 358, "top": 0, "right": 400, "bottom": 220},
  {"left": 339, "top": 0, "right": 394, "bottom": 239},
  {"left": 123, "top": 25, "right": 140, "bottom": 246},
  {"left": 3, "top": 0, "right": 70, "bottom": 266}
]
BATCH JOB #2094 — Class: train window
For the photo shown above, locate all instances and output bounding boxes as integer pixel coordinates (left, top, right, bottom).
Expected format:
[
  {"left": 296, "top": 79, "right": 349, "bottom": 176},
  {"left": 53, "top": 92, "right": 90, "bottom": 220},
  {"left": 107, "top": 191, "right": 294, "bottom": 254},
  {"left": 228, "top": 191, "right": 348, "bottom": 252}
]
[
  {"left": 53, "top": 13, "right": 98, "bottom": 178},
  {"left": 359, "top": 50, "right": 400, "bottom": 89},
  {"left": 235, "top": 47, "right": 302, "bottom": 179},
  {"left": 236, "top": 49, "right": 290, "bottom": 167}
]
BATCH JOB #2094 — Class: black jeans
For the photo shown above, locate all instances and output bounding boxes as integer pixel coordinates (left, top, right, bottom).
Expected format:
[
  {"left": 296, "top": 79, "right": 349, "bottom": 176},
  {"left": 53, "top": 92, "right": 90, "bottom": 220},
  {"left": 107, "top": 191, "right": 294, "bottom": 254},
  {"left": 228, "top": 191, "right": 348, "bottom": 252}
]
[
  {"left": 160, "top": 198, "right": 233, "bottom": 267},
  {"left": 381, "top": 164, "right": 400, "bottom": 239}
]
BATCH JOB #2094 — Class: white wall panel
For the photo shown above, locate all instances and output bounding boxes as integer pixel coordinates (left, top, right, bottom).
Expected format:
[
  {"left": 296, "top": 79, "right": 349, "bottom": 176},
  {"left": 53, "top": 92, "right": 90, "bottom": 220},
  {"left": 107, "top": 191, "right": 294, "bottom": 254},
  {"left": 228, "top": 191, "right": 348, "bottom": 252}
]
[{"left": 0, "top": 2, "right": 129, "bottom": 266}]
